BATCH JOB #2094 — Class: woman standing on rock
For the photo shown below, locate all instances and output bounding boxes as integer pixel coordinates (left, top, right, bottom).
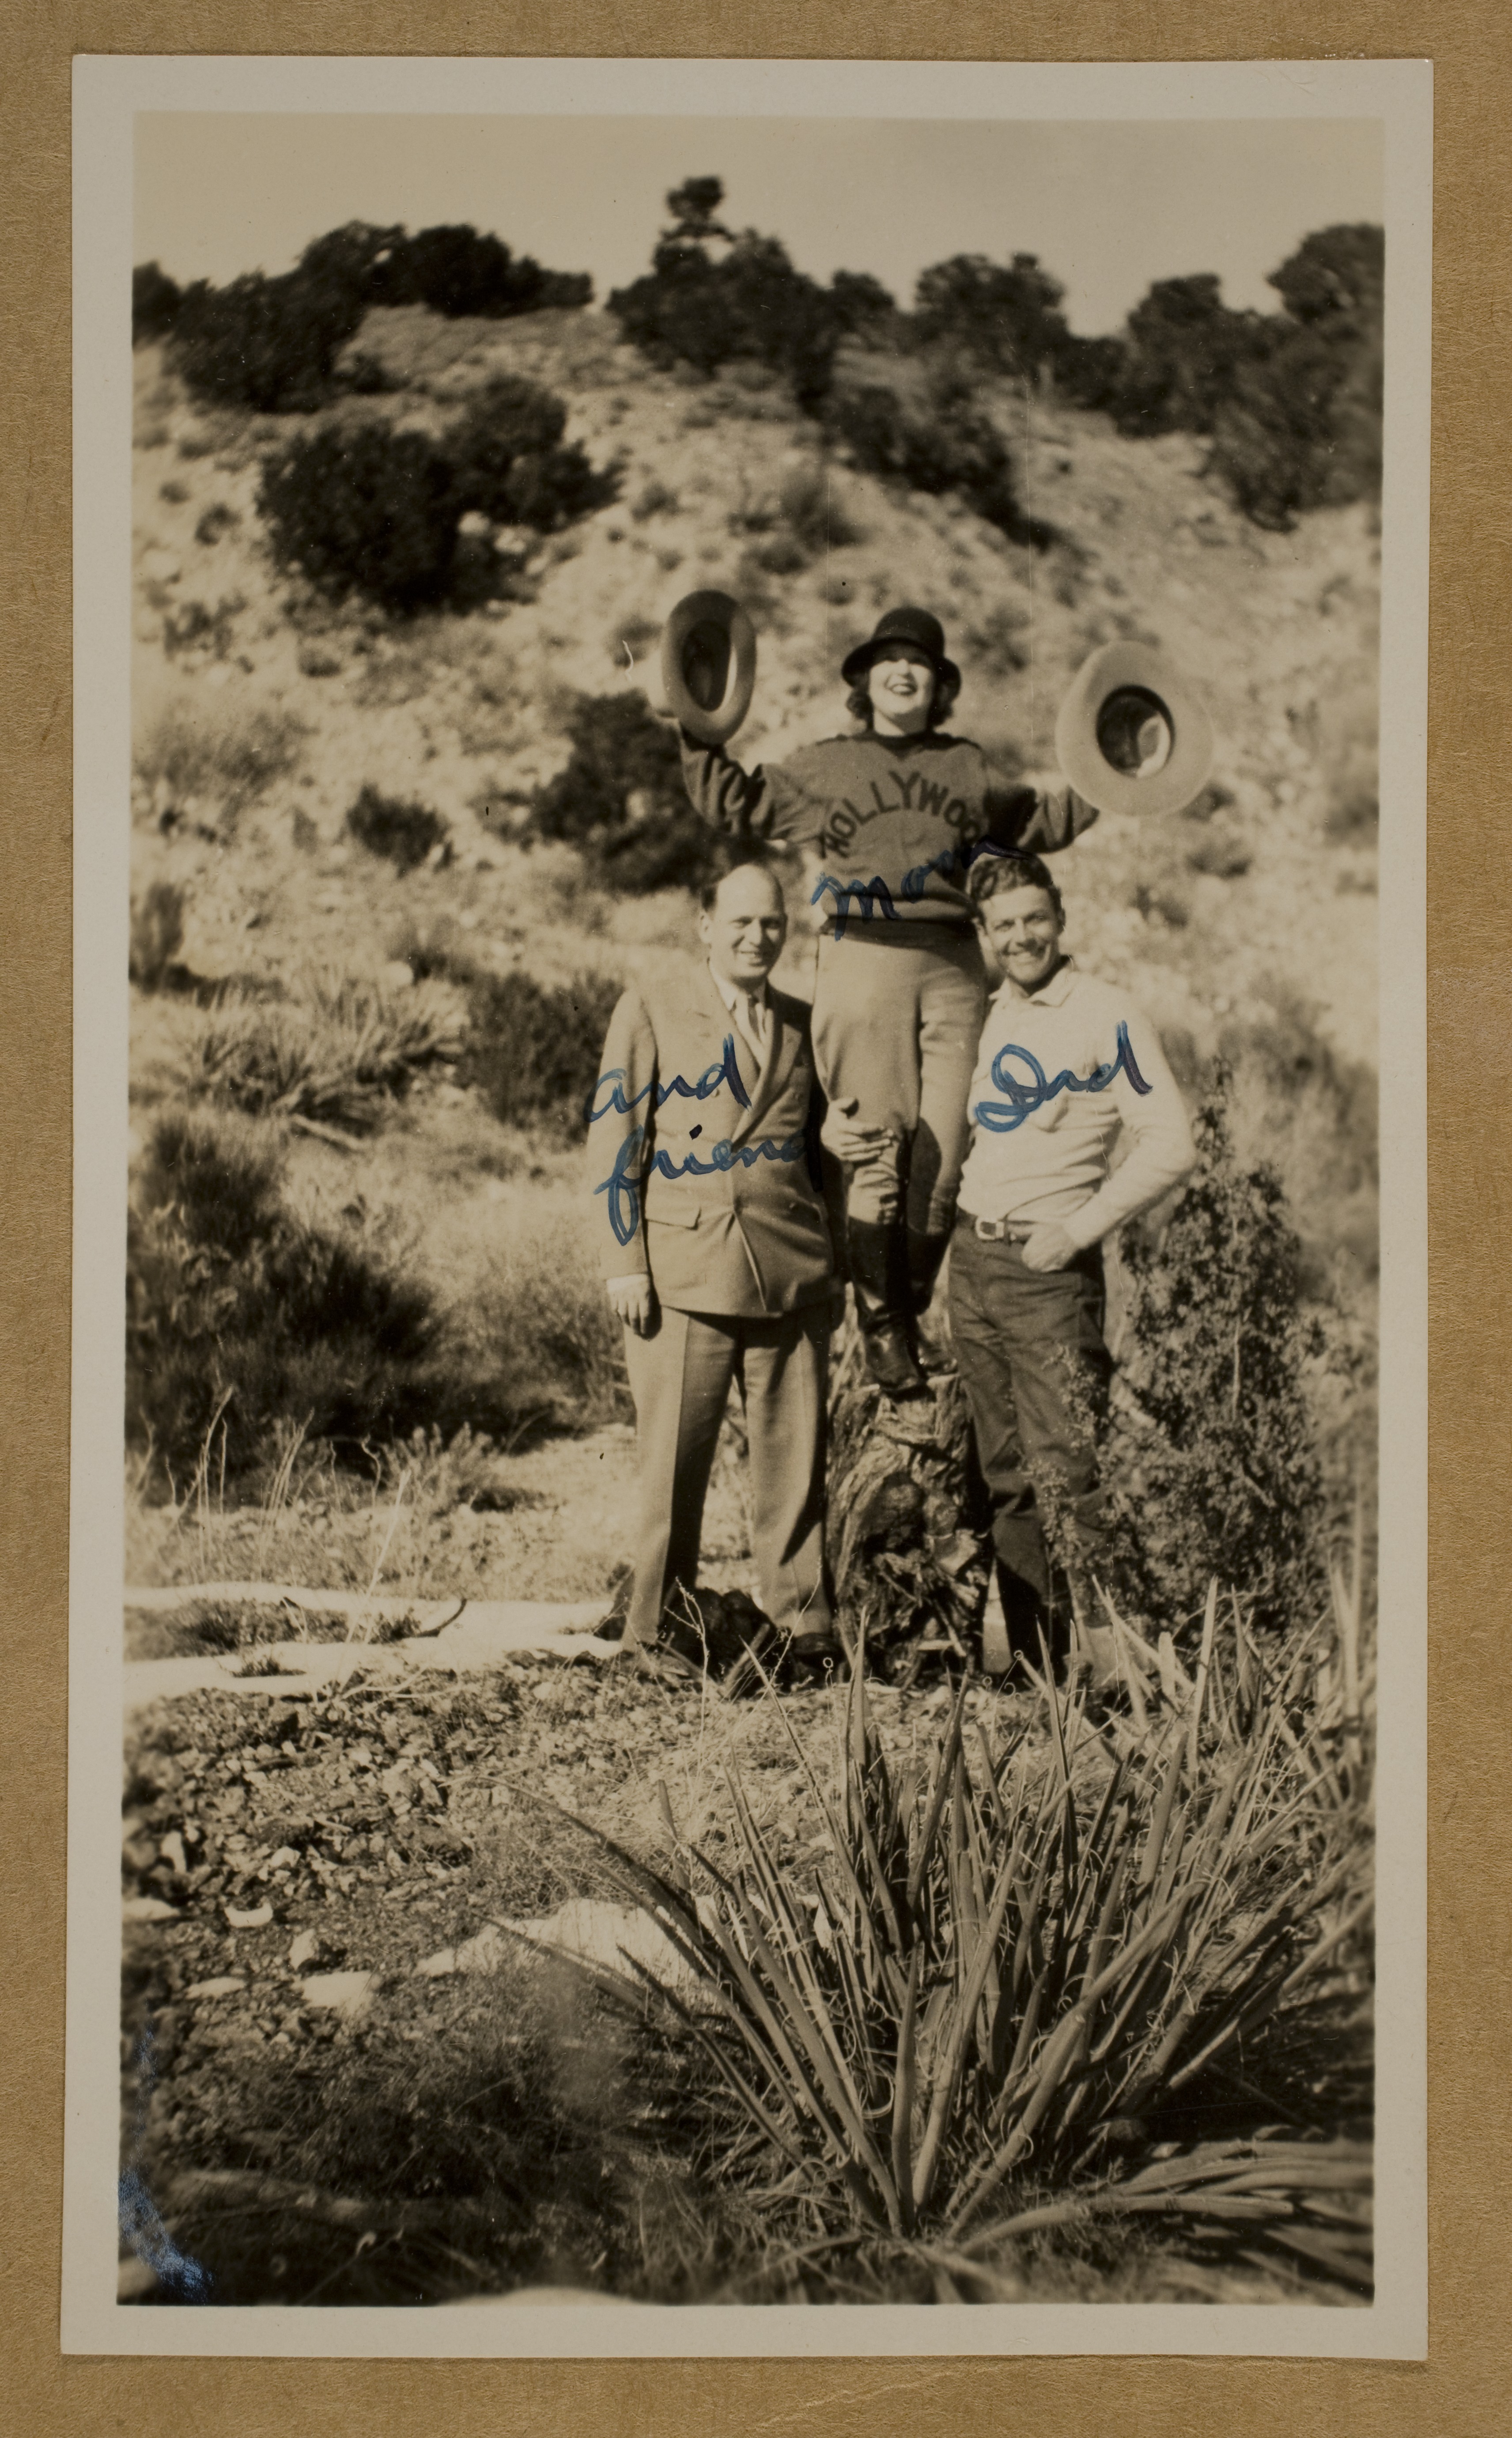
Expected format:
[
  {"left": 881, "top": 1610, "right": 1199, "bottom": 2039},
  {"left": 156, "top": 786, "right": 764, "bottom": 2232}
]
[{"left": 678, "top": 606, "right": 1098, "bottom": 1397}]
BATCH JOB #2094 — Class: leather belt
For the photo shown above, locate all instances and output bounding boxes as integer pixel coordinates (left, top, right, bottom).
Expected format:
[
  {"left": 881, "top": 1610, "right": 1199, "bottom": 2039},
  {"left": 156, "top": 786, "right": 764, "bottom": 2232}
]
[{"left": 970, "top": 1216, "right": 1032, "bottom": 1242}]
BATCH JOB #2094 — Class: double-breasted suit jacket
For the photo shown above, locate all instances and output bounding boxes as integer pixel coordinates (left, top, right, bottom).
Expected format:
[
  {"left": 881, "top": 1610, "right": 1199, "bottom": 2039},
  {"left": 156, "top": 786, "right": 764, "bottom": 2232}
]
[
  {"left": 586, "top": 965, "right": 835, "bottom": 1316},
  {"left": 586, "top": 962, "right": 836, "bottom": 1650}
]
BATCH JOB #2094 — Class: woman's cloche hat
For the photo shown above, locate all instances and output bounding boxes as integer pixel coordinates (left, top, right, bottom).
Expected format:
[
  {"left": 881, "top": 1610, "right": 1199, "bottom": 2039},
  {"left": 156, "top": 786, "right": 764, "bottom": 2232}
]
[{"left": 840, "top": 605, "right": 962, "bottom": 693}]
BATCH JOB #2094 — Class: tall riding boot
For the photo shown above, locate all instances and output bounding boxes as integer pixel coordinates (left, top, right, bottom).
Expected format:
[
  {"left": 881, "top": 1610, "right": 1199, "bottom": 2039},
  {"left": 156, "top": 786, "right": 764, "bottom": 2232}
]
[
  {"left": 905, "top": 1227, "right": 952, "bottom": 1317},
  {"left": 847, "top": 1219, "right": 929, "bottom": 1398}
]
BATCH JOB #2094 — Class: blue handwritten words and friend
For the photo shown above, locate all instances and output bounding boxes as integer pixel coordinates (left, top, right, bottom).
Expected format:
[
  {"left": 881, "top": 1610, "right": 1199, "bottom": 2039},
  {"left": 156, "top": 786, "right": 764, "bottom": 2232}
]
[
  {"left": 594, "top": 1124, "right": 809, "bottom": 1247},
  {"left": 973, "top": 1022, "right": 1152, "bottom": 1134},
  {"left": 585, "top": 1032, "right": 750, "bottom": 1128}
]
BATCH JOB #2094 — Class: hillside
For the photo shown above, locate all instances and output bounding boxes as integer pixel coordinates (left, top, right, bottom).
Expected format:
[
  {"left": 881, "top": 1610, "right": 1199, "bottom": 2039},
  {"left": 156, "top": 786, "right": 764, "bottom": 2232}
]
[
  {"left": 126, "top": 300, "right": 1380, "bottom": 1524},
  {"left": 131, "top": 302, "right": 1378, "bottom": 1035}
]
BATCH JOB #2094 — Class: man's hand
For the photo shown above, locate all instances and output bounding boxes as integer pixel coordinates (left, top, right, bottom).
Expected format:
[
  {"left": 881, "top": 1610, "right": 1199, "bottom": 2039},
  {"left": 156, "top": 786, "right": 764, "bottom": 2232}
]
[
  {"left": 821, "top": 1096, "right": 900, "bottom": 1170},
  {"left": 607, "top": 1275, "right": 657, "bottom": 1336},
  {"left": 1020, "top": 1219, "right": 1080, "bottom": 1274}
]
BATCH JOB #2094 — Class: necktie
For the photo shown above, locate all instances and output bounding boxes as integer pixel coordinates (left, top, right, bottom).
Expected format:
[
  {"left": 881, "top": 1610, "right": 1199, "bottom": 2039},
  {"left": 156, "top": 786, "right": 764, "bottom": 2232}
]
[{"left": 734, "top": 990, "right": 767, "bottom": 1065}]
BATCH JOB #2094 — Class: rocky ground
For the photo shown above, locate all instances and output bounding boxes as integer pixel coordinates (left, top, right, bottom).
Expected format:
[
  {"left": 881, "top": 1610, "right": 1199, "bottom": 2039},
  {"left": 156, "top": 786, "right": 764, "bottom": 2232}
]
[
  {"left": 116, "top": 299, "right": 1380, "bottom": 2311},
  {"left": 119, "top": 1653, "right": 1047, "bottom": 2306}
]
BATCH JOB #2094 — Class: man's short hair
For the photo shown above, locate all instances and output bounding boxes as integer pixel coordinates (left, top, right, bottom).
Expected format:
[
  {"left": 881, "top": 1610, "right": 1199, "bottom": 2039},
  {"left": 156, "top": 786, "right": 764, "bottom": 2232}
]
[
  {"left": 696, "top": 845, "right": 782, "bottom": 912},
  {"left": 967, "top": 845, "right": 1065, "bottom": 926}
]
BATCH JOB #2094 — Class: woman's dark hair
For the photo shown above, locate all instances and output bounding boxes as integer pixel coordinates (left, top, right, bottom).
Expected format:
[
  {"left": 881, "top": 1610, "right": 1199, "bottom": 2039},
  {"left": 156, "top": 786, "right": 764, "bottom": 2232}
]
[
  {"left": 846, "top": 663, "right": 960, "bottom": 732},
  {"left": 967, "top": 844, "right": 1065, "bottom": 926}
]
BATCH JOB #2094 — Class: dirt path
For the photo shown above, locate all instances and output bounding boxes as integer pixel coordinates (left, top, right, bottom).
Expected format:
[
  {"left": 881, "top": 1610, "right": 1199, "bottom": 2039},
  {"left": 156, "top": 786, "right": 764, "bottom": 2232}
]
[{"left": 124, "top": 1590, "right": 614, "bottom": 1709}]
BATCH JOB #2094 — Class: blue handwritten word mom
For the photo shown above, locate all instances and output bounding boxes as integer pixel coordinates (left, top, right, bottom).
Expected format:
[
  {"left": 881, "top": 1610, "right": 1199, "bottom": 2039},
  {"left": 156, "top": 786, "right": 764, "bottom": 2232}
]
[
  {"left": 585, "top": 1034, "right": 750, "bottom": 1127},
  {"left": 595, "top": 1125, "right": 809, "bottom": 1247},
  {"left": 973, "top": 1022, "right": 1153, "bottom": 1133},
  {"left": 811, "top": 842, "right": 1036, "bottom": 936}
]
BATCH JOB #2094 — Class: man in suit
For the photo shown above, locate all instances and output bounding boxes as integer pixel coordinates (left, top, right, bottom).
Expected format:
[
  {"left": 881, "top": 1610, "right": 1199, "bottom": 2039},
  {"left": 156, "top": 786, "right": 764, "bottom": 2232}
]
[{"left": 587, "top": 855, "right": 841, "bottom": 1680}]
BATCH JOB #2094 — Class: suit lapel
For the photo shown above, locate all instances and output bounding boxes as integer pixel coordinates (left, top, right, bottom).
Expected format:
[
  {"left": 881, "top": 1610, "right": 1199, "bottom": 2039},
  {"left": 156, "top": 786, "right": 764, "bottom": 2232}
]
[
  {"left": 689, "top": 965, "right": 801, "bottom": 1146},
  {"left": 737, "top": 997, "right": 796, "bottom": 1145}
]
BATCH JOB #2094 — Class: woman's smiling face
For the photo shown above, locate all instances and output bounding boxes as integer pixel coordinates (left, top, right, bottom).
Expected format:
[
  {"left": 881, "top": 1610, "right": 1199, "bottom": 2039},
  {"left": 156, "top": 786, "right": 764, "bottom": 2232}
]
[{"left": 866, "top": 642, "right": 935, "bottom": 734}]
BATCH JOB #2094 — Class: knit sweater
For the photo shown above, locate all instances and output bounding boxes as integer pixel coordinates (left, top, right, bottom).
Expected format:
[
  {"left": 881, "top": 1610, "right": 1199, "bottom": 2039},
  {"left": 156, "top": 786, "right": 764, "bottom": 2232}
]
[
  {"left": 680, "top": 729, "right": 1097, "bottom": 931},
  {"left": 956, "top": 960, "right": 1196, "bottom": 1248}
]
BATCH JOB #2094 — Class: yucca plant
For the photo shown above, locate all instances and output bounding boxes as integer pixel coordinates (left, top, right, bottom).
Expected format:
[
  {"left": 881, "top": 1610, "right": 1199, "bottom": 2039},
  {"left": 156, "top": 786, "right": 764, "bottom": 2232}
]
[
  {"left": 550, "top": 1625, "right": 1372, "bottom": 2299},
  {"left": 176, "top": 973, "right": 460, "bottom": 1133}
]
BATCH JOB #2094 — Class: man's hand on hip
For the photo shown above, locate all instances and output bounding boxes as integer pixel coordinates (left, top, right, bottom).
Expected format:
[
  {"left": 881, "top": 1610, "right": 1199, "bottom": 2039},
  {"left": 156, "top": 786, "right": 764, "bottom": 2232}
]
[
  {"left": 1020, "top": 1220, "right": 1081, "bottom": 1274},
  {"left": 608, "top": 1275, "right": 657, "bottom": 1335}
]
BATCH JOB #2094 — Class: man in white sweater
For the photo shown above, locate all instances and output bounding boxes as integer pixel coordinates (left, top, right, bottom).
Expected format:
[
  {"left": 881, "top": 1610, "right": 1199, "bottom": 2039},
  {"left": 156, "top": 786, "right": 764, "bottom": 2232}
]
[{"left": 949, "top": 849, "right": 1197, "bottom": 1688}]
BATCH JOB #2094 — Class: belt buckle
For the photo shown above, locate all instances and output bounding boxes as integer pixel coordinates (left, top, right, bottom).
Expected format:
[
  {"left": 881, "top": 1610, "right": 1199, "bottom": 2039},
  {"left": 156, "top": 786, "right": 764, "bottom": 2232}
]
[{"left": 974, "top": 1216, "right": 1007, "bottom": 1242}]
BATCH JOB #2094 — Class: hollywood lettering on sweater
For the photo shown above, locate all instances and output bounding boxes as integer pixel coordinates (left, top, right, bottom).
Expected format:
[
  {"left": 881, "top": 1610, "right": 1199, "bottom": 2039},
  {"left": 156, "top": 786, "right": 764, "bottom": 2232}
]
[{"left": 680, "top": 730, "right": 1097, "bottom": 930}]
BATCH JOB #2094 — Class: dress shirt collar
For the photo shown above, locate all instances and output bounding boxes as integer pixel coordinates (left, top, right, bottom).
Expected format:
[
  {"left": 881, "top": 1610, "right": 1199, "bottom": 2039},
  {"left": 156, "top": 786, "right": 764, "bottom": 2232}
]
[{"left": 709, "top": 964, "right": 771, "bottom": 1017}]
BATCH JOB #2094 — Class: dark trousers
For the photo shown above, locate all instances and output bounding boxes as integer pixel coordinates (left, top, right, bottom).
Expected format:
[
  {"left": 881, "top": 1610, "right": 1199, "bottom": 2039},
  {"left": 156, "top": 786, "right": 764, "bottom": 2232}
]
[
  {"left": 948, "top": 1222, "right": 1112, "bottom": 1664},
  {"left": 623, "top": 1302, "right": 832, "bottom": 1648}
]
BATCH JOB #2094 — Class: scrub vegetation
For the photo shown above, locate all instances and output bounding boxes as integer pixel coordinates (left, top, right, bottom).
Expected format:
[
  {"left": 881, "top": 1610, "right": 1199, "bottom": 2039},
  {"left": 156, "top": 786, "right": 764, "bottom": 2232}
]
[{"left": 120, "top": 180, "right": 1380, "bottom": 2307}]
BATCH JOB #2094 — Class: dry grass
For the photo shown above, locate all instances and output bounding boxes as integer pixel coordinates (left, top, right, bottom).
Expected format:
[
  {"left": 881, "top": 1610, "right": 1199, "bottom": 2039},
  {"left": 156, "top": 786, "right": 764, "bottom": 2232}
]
[
  {"left": 171, "top": 973, "right": 461, "bottom": 1132},
  {"left": 132, "top": 691, "right": 309, "bottom": 833}
]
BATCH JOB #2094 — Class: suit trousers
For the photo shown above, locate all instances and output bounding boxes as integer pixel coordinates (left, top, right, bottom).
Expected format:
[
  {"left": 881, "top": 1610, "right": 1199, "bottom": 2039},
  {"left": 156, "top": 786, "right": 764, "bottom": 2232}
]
[
  {"left": 948, "top": 1223, "right": 1113, "bottom": 1658},
  {"left": 622, "top": 1300, "right": 832, "bottom": 1648},
  {"left": 810, "top": 927, "right": 987, "bottom": 1235}
]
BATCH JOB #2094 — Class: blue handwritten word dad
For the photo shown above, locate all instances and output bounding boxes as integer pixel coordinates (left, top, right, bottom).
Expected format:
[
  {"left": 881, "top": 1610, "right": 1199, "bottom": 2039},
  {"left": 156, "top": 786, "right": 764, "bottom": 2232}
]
[
  {"left": 594, "top": 1124, "right": 809, "bottom": 1247},
  {"left": 973, "top": 1022, "right": 1153, "bottom": 1133}
]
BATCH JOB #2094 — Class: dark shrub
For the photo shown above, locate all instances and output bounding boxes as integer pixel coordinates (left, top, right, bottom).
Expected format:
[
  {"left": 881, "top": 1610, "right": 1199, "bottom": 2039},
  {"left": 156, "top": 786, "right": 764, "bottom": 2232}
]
[
  {"left": 170, "top": 270, "right": 370, "bottom": 413},
  {"left": 1268, "top": 222, "right": 1384, "bottom": 329},
  {"left": 1103, "top": 227, "right": 1383, "bottom": 530},
  {"left": 132, "top": 261, "right": 182, "bottom": 345},
  {"left": 1209, "top": 318, "right": 1382, "bottom": 531},
  {"left": 445, "top": 376, "right": 617, "bottom": 530},
  {"left": 257, "top": 382, "right": 613, "bottom": 615},
  {"left": 345, "top": 784, "right": 449, "bottom": 871},
  {"left": 457, "top": 969, "right": 623, "bottom": 1136},
  {"left": 912, "top": 250, "right": 1071, "bottom": 378},
  {"left": 1101, "top": 1090, "right": 1329, "bottom": 1638},
  {"left": 164, "top": 220, "right": 590, "bottom": 414},
  {"left": 126, "top": 1111, "right": 440, "bottom": 1480},
  {"left": 1113, "top": 275, "right": 1269, "bottom": 439},
  {"left": 609, "top": 175, "right": 892, "bottom": 413},
  {"left": 259, "top": 425, "right": 460, "bottom": 614},
  {"left": 527, "top": 693, "right": 723, "bottom": 896},
  {"left": 372, "top": 223, "right": 592, "bottom": 318},
  {"left": 828, "top": 379, "right": 1052, "bottom": 547}
]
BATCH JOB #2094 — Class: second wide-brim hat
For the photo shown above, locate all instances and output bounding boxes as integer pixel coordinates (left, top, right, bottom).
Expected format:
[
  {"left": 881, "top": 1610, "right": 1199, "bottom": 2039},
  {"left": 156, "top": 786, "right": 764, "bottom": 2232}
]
[
  {"left": 1055, "top": 641, "right": 1214, "bottom": 820},
  {"left": 660, "top": 591, "right": 758, "bottom": 745}
]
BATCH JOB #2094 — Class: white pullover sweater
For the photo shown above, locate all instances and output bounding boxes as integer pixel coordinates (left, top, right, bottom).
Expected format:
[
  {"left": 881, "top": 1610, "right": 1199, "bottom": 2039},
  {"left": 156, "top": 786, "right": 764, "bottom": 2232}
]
[{"left": 956, "top": 959, "right": 1196, "bottom": 1249}]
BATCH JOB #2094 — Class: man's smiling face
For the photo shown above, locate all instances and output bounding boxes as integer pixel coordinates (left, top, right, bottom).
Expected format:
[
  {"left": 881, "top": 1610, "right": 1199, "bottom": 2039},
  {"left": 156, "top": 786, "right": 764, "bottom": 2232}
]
[
  {"left": 698, "top": 861, "right": 788, "bottom": 987},
  {"left": 866, "top": 641, "right": 935, "bottom": 734},
  {"left": 979, "top": 883, "right": 1065, "bottom": 993}
]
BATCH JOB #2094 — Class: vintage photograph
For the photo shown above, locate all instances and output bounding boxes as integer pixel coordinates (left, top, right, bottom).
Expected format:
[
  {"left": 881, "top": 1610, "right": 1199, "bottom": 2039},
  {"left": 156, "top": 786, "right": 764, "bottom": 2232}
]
[{"left": 70, "top": 60, "right": 1428, "bottom": 2351}]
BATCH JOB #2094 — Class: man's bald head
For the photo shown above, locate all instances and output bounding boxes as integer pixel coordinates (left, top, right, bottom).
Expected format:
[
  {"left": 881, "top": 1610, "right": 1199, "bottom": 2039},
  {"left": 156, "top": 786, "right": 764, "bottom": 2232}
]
[{"left": 697, "top": 857, "right": 787, "bottom": 987}]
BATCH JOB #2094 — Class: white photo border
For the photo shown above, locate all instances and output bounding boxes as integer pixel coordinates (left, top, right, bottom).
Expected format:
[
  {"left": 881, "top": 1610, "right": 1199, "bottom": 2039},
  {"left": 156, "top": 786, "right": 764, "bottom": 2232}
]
[{"left": 68, "top": 50, "right": 1431, "bottom": 2360}]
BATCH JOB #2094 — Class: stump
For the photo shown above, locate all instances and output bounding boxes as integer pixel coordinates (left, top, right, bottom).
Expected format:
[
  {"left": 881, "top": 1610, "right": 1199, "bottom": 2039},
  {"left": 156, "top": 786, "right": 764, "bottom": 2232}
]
[{"left": 824, "top": 1316, "right": 992, "bottom": 1685}]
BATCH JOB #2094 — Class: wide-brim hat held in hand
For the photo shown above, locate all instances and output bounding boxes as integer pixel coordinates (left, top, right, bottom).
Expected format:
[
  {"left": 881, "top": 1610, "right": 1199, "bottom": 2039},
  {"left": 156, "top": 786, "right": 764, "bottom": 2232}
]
[
  {"left": 1055, "top": 640, "right": 1214, "bottom": 819},
  {"left": 660, "top": 590, "right": 759, "bottom": 744},
  {"left": 840, "top": 605, "right": 962, "bottom": 693}
]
